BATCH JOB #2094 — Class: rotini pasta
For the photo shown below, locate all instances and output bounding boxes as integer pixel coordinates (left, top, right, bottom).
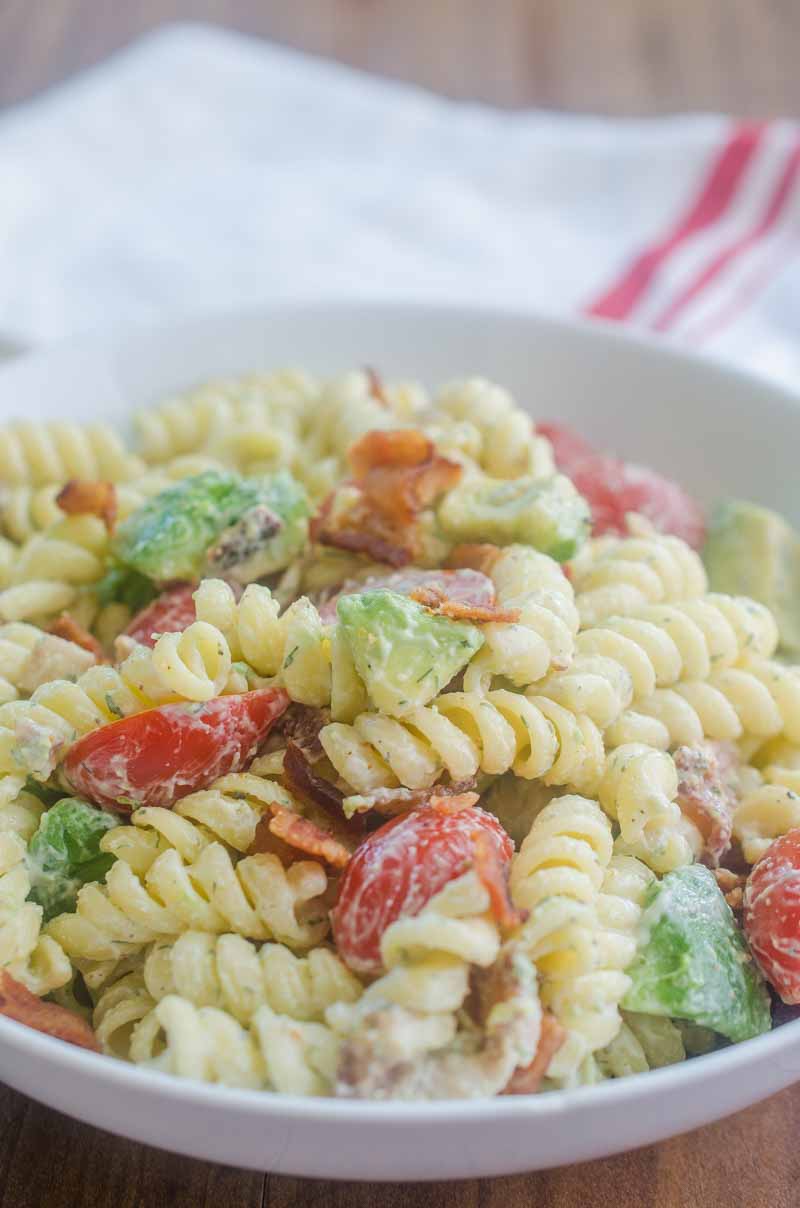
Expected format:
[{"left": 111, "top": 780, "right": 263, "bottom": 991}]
[
  {"left": 0, "top": 421, "right": 144, "bottom": 487},
  {"left": 193, "top": 578, "right": 366, "bottom": 717},
  {"left": 321, "top": 687, "right": 605, "bottom": 796},
  {"left": 47, "top": 790, "right": 331, "bottom": 961},
  {"left": 462, "top": 545, "right": 579, "bottom": 692},
  {"left": 139, "top": 933, "right": 362, "bottom": 1024},
  {"left": 537, "top": 594, "right": 779, "bottom": 737},
  {"left": 571, "top": 516, "right": 708, "bottom": 628},
  {"left": 510, "top": 795, "right": 621, "bottom": 1080},
  {"left": 427, "top": 378, "right": 554, "bottom": 480},
  {"left": 598, "top": 744, "right": 701, "bottom": 873},
  {"left": 0, "top": 827, "right": 71, "bottom": 996},
  {"left": 129, "top": 994, "right": 339, "bottom": 1093}
]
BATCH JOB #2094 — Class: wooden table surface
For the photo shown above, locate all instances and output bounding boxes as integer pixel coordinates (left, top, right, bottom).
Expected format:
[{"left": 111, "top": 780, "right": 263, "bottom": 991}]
[{"left": 1, "top": 2, "right": 799, "bottom": 1204}]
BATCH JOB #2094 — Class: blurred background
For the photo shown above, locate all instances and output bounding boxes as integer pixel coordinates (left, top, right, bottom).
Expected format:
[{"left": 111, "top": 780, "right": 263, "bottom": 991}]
[{"left": 1, "top": 0, "right": 797, "bottom": 114}]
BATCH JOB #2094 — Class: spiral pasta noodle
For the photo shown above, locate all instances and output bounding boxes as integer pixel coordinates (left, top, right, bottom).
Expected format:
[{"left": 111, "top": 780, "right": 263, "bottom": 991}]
[
  {"left": 610, "top": 655, "right": 800, "bottom": 752},
  {"left": 92, "top": 934, "right": 362, "bottom": 1060},
  {"left": 598, "top": 744, "right": 701, "bottom": 873},
  {"left": 0, "top": 801, "right": 71, "bottom": 997},
  {"left": 510, "top": 795, "right": 620, "bottom": 1080},
  {"left": 138, "top": 933, "right": 362, "bottom": 1025},
  {"left": 462, "top": 545, "right": 579, "bottom": 693},
  {"left": 320, "top": 686, "right": 605, "bottom": 796},
  {"left": 135, "top": 369, "right": 316, "bottom": 466},
  {"left": 194, "top": 578, "right": 366, "bottom": 717},
  {"left": 46, "top": 789, "right": 331, "bottom": 962},
  {"left": 357, "top": 870, "right": 500, "bottom": 1017},
  {"left": 733, "top": 779, "right": 800, "bottom": 864},
  {"left": 571, "top": 517, "right": 708, "bottom": 628},
  {"left": 427, "top": 378, "right": 554, "bottom": 480},
  {"left": 0, "top": 421, "right": 145, "bottom": 487},
  {"left": 127, "top": 993, "right": 339, "bottom": 1093},
  {"left": 537, "top": 595, "right": 779, "bottom": 737},
  {"left": 0, "top": 623, "right": 42, "bottom": 702}
]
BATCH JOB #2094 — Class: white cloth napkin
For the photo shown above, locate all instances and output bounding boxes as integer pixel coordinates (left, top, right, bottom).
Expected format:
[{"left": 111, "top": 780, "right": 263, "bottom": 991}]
[{"left": 2, "top": 23, "right": 800, "bottom": 388}]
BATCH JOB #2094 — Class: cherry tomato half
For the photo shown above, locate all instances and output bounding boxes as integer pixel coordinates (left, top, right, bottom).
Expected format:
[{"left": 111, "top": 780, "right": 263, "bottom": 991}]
[
  {"left": 331, "top": 804, "right": 513, "bottom": 974},
  {"left": 744, "top": 828, "right": 800, "bottom": 1003},
  {"left": 124, "top": 583, "right": 197, "bottom": 648},
  {"left": 539, "top": 421, "right": 706, "bottom": 549},
  {"left": 63, "top": 687, "right": 289, "bottom": 811}
]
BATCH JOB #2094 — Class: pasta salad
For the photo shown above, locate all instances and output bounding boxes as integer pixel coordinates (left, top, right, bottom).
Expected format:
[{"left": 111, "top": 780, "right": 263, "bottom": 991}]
[{"left": 0, "top": 365, "right": 796, "bottom": 1099}]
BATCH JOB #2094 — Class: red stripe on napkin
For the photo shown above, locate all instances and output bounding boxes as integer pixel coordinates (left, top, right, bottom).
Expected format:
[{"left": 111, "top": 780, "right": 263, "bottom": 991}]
[
  {"left": 651, "top": 136, "right": 800, "bottom": 332},
  {"left": 584, "top": 121, "right": 765, "bottom": 321}
]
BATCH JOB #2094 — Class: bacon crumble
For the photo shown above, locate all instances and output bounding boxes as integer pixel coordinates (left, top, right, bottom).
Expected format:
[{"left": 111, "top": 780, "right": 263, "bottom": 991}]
[
  {"left": 503, "top": 1013, "right": 566, "bottom": 1095},
  {"left": 56, "top": 479, "right": 118, "bottom": 533},
  {"left": 674, "top": 741, "right": 738, "bottom": 868},
  {"left": 267, "top": 808, "right": 352, "bottom": 869},
  {"left": 311, "top": 429, "right": 462, "bottom": 568},
  {"left": 345, "top": 780, "right": 479, "bottom": 818},
  {"left": 282, "top": 740, "right": 364, "bottom": 834},
  {"left": 48, "top": 614, "right": 106, "bottom": 662},
  {"left": 408, "top": 583, "right": 520, "bottom": 623},
  {"left": 0, "top": 971, "right": 99, "bottom": 1052},
  {"left": 472, "top": 831, "right": 527, "bottom": 931}
]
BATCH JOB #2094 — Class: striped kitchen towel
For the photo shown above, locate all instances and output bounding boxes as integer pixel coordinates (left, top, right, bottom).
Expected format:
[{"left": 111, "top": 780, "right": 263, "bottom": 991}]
[{"left": 0, "top": 24, "right": 798, "bottom": 387}]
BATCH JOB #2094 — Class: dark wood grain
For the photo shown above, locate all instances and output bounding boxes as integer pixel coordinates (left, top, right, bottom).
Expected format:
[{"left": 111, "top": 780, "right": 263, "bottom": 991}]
[{"left": 0, "top": 1, "right": 798, "bottom": 1204}]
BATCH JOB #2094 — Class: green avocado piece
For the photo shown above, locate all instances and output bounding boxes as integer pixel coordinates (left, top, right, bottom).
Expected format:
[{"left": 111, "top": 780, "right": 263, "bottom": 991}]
[
  {"left": 26, "top": 798, "right": 119, "bottom": 921},
  {"left": 437, "top": 473, "right": 590, "bottom": 562},
  {"left": 622, "top": 864, "right": 771, "bottom": 1044},
  {"left": 111, "top": 469, "right": 309, "bottom": 584},
  {"left": 703, "top": 499, "right": 800, "bottom": 656},
  {"left": 336, "top": 589, "right": 484, "bottom": 717}
]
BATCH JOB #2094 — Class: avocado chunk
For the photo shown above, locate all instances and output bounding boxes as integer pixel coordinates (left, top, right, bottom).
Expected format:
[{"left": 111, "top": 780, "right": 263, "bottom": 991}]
[
  {"left": 703, "top": 498, "right": 800, "bottom": 656},
  {"left": 111, "top": 469, "right": 309, "bottom": 584},
  {"left": 622, "top": 864, "right": 770, "bottom": 1043},
  {"left": 437, "top": 473, "right": 590, "bottom": 562},
  {"left": 337, "top": 589, "right": 484, "bottom": 717},
  {"left": 26, "top": 797, "right": 119, "bottom": 921}
]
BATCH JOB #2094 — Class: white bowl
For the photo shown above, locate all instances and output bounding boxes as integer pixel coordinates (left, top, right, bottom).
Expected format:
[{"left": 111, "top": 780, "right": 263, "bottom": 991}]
[{"left": 0, "top": 301, "right": 798, "bottom": 1180}]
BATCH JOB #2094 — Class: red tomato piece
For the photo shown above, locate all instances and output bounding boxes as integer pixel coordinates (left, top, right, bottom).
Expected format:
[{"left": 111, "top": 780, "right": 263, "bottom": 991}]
[
  {"left": 570, "top": 456, "right": 706, "bottom": 548},
  {"left": 536, "top": 422, "right": 597, "bottom": 473},
  {"left": 744, "top": 828, "right": 800, "bottom": 1003},
  {"left": 63, "top": 687, "right": 289, "bottom": 811},
  {"left": 538, "top": 420, "right": 705, "bottom": 549},
  {"left": 124, "top": 583, "right": 197, "bottom": 648},
  {"left": 331, "top": 804, "right": 513, "bottom": 974}
]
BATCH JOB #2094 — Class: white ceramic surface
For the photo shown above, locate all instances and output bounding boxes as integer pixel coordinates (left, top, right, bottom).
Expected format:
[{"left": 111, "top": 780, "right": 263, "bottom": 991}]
[{"left": 0, "top": 301, "right": 798, "bottom": 1180}]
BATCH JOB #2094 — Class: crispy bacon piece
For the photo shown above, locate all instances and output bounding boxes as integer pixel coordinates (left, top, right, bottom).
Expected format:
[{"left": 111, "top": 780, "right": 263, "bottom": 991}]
[
  {"left": 276, "top": 706, "right": 330, "bottom": 762},
  {"left": 0, "top": 971, "right": 99, "bottom": 1052},
  {"left": 282, "top": 740, "right": 364, "bottom": 834},
  {"left": 56, "top": 479, "right": 117, "bottom": 533},
  {"left": 48, "top": 614, "right": 106, "bottom": 661},
  {"left": 267, "top": 808, "right": 352, "bottom": 869},
  {"left": 714, "top": 867, "right": 746, "bottom": 911},
  {"left": 345, "top": 780, "right": 479, "bottom": 819},
  {"left": 473, "top": 831, "right": 526, "bottom": 931},
  {"left": 409, "top": 583, "right": 519, "bottom": 624},
  {"left": 503, "top": 1013, "right": 566, "bottom": 1095},
  {"left": 248, "top": 815, "right": 305, "bottom": 865},
  {"left": 674, "top": 741, "right": 738, "bottom": 868},
  {"left": 311, "top": 430, "right": 462, "bottom": 568},
  {"left": 365, "top": 366, "right": 390, "bottom": 409},
  {"left": 444, "top": 544, "right": 502, "bottom": 575}
]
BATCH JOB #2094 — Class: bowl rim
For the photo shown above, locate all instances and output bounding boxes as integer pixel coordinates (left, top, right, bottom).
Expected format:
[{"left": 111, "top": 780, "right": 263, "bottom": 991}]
[{"left": 1, "top": 296, "right": 799, "bottom": 1123}]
